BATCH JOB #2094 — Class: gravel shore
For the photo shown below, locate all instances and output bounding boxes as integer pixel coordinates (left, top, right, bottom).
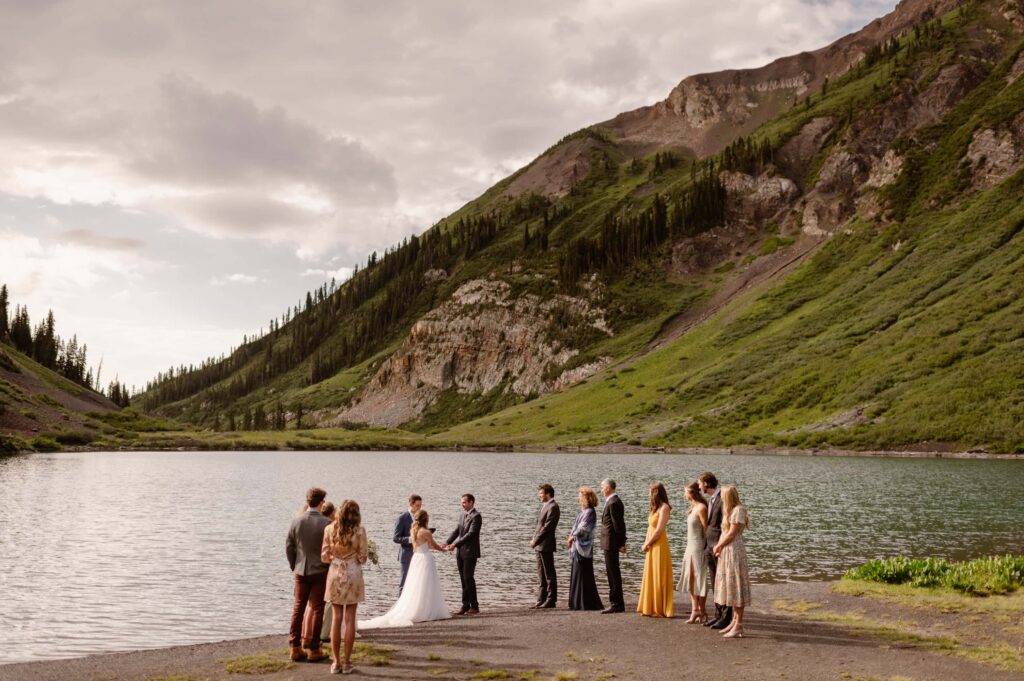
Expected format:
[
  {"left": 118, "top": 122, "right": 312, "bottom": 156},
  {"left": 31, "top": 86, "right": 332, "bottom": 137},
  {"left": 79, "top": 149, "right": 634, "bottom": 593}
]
[{"left": 2, "top": 582, "right": 1020, "bottom": 681}]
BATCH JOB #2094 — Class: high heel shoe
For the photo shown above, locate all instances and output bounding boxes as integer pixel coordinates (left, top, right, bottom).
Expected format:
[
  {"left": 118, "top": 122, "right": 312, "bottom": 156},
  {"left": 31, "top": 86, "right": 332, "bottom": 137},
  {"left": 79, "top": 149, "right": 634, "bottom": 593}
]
[
  {"left": 685, "top": 612, "right": 700, "bottom": 623},
  {"left": 723, "top": 624, "right": 744, "bottom": 638}
]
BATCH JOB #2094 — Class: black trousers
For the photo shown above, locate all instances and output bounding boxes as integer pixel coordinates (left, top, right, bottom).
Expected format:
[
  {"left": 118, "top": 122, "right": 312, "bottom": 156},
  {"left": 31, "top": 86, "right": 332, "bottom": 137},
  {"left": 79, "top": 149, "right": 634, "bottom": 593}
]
[
  {"left": 536, "top": 550, "right": 557, "bottom": 605},
  {"left": 706, "top": 550, "right": 719, "bottom": 603},
  {"left": 604, "top": 549, "right": 624, "bottom": 609},
  {"left": 457, "top": 553, "right": 478, "bottom": 609}
]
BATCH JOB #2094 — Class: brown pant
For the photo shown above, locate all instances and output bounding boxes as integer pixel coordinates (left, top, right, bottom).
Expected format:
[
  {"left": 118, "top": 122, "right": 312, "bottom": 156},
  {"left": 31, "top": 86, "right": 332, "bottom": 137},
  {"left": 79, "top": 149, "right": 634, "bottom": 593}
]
[{"left": 289, "top": 572, "right": 327, "bottom": 647}]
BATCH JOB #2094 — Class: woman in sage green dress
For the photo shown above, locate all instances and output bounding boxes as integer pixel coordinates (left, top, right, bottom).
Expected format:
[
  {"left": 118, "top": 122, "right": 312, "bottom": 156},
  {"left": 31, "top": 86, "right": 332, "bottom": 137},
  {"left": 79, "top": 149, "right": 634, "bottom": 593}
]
[{"left": 677, "top": 482, "right": 709, "bottom": 623}]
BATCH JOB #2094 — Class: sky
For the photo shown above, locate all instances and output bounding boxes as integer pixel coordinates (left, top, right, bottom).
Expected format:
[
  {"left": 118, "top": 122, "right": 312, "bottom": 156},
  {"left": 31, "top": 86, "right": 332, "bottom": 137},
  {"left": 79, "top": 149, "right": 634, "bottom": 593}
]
[{"left": 0, "top": 0, "right": 897, "bottom": 389}]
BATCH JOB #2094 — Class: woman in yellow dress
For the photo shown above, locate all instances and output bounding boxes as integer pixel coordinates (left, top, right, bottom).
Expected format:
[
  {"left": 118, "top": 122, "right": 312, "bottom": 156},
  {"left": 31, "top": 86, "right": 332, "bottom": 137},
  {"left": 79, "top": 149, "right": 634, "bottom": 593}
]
[{"left": 637, "top": 481, "right": 673, "bottom": 617}]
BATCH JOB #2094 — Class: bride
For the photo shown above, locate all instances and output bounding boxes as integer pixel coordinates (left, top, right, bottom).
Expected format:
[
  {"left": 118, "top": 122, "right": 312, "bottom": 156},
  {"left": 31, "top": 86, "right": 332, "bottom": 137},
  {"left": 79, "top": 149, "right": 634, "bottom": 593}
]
[{"left": 359, "top": 509, "right": 451, "bottom": 629}]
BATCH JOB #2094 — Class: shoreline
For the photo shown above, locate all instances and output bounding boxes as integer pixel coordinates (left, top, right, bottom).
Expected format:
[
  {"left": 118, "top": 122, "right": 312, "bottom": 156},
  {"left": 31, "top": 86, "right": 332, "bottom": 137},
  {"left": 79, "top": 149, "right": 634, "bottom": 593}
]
[
  {"left": 2, "top": 581, "right": 1020, "bottom": 681},
  {"left": 11, "top": 443, "right": 1024, "bottom": 459}
]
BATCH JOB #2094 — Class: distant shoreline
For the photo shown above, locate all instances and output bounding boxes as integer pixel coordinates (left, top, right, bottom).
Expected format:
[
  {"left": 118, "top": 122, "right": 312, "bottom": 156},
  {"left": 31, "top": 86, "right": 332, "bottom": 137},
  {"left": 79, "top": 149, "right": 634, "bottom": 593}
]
[{"left": 11, "top": 442, "right": 1023, "bottom": 459}]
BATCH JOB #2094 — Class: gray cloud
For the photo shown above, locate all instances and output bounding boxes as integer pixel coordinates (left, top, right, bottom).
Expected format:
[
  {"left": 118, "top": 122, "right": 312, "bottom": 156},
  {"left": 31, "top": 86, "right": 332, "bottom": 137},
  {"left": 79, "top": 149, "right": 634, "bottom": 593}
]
[
  {"left": 166, "top": 192, "right": 324, "bottom": 239},
  {"left": 59, "top": 228, "right": 145, "bottom": 252},
  {"left": 135, "top": 77, "right": 397, "bottom": 208}
]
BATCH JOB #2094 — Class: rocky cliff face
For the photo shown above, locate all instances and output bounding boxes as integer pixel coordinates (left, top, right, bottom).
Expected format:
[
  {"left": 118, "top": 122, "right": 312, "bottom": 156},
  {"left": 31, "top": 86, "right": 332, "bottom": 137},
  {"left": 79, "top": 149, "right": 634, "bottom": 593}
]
[
  {"left": 329, "top": 279, "right": 612, "bottom": 427},
  {"left": 602, "top": 0, "right": 965, "bottom": 157}
]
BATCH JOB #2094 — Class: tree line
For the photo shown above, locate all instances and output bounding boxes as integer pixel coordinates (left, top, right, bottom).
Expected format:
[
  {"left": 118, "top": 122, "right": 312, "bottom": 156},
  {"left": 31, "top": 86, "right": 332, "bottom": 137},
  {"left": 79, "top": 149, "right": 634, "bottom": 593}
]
[{"left": 0, "top": 283, "right": 129, "bottom": 407}]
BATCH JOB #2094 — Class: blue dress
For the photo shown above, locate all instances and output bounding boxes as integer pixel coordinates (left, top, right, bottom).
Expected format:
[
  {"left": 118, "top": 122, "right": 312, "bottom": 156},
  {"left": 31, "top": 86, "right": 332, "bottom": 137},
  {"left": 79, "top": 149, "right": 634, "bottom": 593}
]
[{"left": 568, "top": 507, "right": 604, "bottom": 611}]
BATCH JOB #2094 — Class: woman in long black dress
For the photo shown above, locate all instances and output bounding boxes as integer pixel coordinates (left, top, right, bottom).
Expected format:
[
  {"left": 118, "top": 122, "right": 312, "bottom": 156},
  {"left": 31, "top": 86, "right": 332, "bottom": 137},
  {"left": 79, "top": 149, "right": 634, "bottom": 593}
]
[{"left": 567, "top": 486, "right": 604, "bottom": 611}]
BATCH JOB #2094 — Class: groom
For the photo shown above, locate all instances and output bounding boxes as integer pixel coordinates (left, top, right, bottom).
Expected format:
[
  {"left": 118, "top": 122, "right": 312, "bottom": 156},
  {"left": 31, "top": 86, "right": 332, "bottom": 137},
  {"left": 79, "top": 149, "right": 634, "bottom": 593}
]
[
  {"left": 392, "top": 494, "right": 422, "bottom": 595},
  {"left": 445, "top": 493, "right": 482, "bottom": 615}
]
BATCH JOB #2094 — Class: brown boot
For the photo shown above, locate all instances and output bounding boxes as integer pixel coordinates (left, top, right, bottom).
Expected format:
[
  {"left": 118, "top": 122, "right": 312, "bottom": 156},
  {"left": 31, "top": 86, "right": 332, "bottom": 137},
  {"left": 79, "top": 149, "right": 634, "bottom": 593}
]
[
  {"left": 290, "top": 646, "right": 307, "bottom": 662},
  {"left": 304, "top": 646, "right": 327, "bottom": 662}
]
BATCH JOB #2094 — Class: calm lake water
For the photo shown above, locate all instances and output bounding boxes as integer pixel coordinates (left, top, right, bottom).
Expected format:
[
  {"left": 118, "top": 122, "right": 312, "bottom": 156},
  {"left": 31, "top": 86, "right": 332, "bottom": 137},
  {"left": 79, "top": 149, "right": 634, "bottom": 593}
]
[{"left": 1, "top": 450, "right": 1022, "bottom": 663}]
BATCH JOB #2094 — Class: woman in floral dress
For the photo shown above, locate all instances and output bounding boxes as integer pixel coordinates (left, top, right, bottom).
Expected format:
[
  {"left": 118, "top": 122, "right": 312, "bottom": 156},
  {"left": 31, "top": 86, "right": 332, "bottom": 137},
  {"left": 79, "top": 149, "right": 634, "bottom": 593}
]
[
  {"left": 321, "top": 499, "right": 368, "bottom": 674},
  {"left": 712, "top": 485, "right": 752, "bottom": 638}
]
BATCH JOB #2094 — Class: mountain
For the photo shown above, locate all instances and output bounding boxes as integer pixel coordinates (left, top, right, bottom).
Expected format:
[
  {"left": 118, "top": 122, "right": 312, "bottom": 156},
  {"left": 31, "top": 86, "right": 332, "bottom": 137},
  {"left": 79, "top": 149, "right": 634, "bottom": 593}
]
[{"left": 139, "top": 0, "right": 1024, "bottom": 454}]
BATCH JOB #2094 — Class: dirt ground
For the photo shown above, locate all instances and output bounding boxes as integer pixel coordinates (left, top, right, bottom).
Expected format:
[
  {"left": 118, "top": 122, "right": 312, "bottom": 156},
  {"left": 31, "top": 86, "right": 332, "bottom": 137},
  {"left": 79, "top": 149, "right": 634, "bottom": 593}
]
[{"left": 1, "top": 582, "right": 1021, "bottom": 681}]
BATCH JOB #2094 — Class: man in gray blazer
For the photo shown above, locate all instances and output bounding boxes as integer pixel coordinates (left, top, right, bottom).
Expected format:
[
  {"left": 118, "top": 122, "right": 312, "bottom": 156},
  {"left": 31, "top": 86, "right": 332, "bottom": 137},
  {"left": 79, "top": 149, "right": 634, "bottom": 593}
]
[
  {"left": 285, "top": 487, "right": 332, "bottom": 662},
  {"left": 531, "top": 483, "right": 560, "bottom": 608}
]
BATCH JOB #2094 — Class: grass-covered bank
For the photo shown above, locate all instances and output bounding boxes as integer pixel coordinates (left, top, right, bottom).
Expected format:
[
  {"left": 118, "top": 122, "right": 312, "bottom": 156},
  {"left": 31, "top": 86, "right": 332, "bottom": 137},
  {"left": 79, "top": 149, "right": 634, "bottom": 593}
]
[
  {"left": 827, "top": 555, "right": 1024, "bottom": 673},
  {"left": 844, "top": 554, "right": 1024, "bottom": 595}
]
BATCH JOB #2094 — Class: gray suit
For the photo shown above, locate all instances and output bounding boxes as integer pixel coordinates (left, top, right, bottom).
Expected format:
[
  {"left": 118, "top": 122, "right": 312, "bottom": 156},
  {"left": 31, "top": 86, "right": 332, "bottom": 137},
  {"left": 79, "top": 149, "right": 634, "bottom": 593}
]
[
  {"left": 533, "top": 500, "right": 560, "bottom": 606},
  {"left": 285, "top": 508, "right": 331, "bottom": 648},
  {"left": 287, "top": 509, "right": 331, "bottom": 576}
]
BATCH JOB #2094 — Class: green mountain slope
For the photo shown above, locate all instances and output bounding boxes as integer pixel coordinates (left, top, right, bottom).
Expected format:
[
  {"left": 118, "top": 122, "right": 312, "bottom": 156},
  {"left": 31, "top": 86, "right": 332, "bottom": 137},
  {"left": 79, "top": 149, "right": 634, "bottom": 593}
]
[
  {"left": 0, "top": 345, "right": 126, "bottom": 452},
  {"left": 139, "top": 0, "right": 1024, "bottom": 453}
]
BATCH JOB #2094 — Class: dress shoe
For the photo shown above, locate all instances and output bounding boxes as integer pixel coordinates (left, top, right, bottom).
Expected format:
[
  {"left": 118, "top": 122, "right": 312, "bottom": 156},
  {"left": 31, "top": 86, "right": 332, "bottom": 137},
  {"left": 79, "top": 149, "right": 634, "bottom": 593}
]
[
  {"left": 466, "top": 607, "right": 480, "bottom": 615},
  {"left": 541, "top": 601, "right": 557, "bottom": 609},
  {"left": 710, "top": 607, "right": 733, "bottom": 630},
  {"left": 456, "top": 607, "right": 469, "bottom": 615},
  {"left": 601, "top": 606, "right": 624, "bottom": 614},
  {"left": 304, "top": 646, "right": 328, "bottom": 662},
  {"left": 289, "top": 646, "right": 307, "bottom": 662}
]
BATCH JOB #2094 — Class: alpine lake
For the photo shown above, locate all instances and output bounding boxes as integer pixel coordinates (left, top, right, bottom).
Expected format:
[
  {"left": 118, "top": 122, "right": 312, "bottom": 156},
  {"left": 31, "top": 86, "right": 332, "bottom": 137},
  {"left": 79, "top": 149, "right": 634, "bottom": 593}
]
[{"left": 1, "top": 449, "right": 1022, "bottom": 663}]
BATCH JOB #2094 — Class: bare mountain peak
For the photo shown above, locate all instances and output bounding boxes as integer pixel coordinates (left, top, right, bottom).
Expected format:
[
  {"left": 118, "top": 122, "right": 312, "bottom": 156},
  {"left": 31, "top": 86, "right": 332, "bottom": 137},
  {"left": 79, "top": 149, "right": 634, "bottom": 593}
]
[{"left": 604, "top": 0, "right": 966, "bottom": 157}]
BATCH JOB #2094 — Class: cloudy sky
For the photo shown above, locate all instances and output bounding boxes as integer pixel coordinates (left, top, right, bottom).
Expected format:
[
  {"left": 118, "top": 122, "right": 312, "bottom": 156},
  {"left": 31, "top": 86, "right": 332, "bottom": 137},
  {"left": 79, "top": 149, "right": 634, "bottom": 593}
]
[{"left": 0, "top": 0, "right": 896, "bottom": 389}]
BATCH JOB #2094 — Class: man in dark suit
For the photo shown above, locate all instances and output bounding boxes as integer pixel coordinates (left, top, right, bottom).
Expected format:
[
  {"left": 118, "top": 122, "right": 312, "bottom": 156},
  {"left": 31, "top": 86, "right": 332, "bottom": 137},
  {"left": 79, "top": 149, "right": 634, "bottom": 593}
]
[
  {"left": 699, "top": 471, "right": 731, "bottom": 629},
  {"left": 285, "top": 486, "right": 332, "bottom": 662},
  {"left": 445, "top": 493, "right": 482, "bottom": 615},
  {"left": 600, "top": 479, "right": 627, "bottom": 613},
  {"left": 530, "top": 483, "right": 560, "bottom": 608},
  {"left": 392, "top": 494, "right": 422, "bottom": 595}
]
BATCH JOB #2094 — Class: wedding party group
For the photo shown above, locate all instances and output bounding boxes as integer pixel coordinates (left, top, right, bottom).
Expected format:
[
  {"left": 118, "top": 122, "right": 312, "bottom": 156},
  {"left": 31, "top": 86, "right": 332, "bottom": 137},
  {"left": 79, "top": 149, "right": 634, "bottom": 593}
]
[
  {"left": 530, "top": 474, "right": 751, "bottom": 638},
  {"left": 283, "top": 471, "right": 751, "bottom": 675}
]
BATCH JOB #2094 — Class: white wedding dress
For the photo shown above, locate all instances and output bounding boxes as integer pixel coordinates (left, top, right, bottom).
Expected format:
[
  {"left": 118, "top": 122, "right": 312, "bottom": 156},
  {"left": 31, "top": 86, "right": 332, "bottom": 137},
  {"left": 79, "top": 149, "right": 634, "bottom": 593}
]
[{"left": 358, "top": 543, "right": 451, "bottom": 629}]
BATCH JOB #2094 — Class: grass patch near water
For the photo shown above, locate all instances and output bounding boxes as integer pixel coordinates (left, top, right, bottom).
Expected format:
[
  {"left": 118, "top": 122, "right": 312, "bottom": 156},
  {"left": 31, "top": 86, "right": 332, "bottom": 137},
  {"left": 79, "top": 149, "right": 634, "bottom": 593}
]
[
  {"left": 221, "top": 652, "right": 293, "bottom": 674},
  {"left": 844, "top": 555, "right": 1024, "bottom": 595}
]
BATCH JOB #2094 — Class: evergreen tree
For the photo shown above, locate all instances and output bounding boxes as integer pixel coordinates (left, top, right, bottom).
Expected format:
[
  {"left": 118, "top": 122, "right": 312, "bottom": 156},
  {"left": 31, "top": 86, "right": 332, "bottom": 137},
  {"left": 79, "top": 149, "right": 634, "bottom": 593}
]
[
  {"left": 0, "top": 284, "right": 8, "bottom": 340},
  {"left": 295, "top": 403, "right": 304, "bottom": 430},
  {"left": 10, "top": 306, "right": 32, "bottom": 354},
  {"left": 243, "top": 407, "right": 253, "bottom": 431},
  {"left": 253, "top": 404, "right": 267, "bottom": 430}
]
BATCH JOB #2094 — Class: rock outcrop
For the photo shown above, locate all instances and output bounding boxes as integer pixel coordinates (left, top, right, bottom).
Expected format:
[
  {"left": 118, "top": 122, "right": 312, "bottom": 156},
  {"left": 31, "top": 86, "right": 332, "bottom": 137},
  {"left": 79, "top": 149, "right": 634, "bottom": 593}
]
[
  {"left": 601, "top": 0, "right": 966, "bottom": 157},
  {"left": 329, "top": 279, "right": 612, "bottom": 427},
  {"left": 964, "top": 114, "right": 1024, "bottom": 189}
]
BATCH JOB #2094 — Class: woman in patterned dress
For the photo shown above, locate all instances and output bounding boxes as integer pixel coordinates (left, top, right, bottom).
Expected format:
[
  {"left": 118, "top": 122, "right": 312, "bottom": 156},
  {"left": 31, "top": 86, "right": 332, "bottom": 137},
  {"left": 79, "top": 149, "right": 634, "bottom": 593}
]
[
  {"left": 712, "top": 485, "right": 751, "bottom": 638},
  {"left": 321, "top": 499, "right": 368, "bottom": 674}
]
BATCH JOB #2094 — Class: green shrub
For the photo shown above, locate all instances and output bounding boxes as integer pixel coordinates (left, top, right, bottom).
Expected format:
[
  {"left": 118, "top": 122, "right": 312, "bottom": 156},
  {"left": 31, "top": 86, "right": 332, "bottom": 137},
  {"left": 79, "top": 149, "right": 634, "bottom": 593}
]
[
  {"left": 52, "top": 430, "right": 98, "bottom": 446},
  {"left": 29, "top": 436, "right": 62, "bottom": 452},
  {"left": 844, "top": 555, "right": 1024, "bottom": 595},
  {"left": 0, "top": 434, "right": 30, "bottom": 455}
]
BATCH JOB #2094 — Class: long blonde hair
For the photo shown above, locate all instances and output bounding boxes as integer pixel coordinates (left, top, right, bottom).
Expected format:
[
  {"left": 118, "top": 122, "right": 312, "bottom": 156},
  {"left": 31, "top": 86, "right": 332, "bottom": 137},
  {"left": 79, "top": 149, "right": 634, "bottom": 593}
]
[
  {"left": 411, "top": 509, "right": 429, "bottom": 543},
  {"left": 720, "top": 485, "right": 751, "bottom": 532},
  {"left": 331, "top": 499, "right": 362, "bottom": 546}
]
